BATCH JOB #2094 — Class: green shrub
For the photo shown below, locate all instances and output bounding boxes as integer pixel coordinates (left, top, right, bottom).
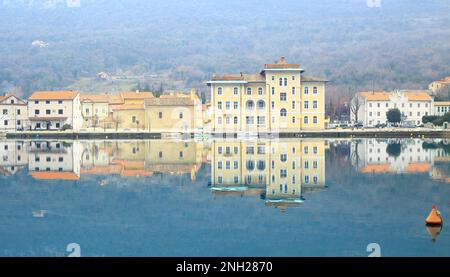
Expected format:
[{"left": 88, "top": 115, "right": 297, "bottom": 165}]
[{"left": 61, "top": 124, "right": 72, "bottom": 131}]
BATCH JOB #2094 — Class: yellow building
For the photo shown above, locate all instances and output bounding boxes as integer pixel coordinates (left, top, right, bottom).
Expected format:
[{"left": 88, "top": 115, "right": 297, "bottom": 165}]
[
  {"left": 108, "top": 91, "right": 154, "bottom": 131},
  {"left": 429, "top": 77, "right": 450, "bottom": 93},
  {"left": 210, "top": 139, "right": 327, "bottom": 208},
  {"left": 207, "top": 57, "right": 328, "bottom": 133},
  {"left": 80, "top": 93, "right": 110, "bottom": 129},
  {"left": 144, "top": 90, "right": 203, "bottom": 132}
]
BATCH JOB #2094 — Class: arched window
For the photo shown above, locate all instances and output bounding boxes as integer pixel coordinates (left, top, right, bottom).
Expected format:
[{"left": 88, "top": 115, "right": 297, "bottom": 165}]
[
  {"left": 246, "top": 87, "right": 252, "bottom": 95},
  {"left": 218, "top": 87, "right": 222, "bottom": 95},
  {"left": 280, "top": 154, "right": 287, "bottom": 162},
  {"left": 313, "top": 87, "right": 318, "bottom": 94},
  {"left": 257, "top": 160, "right": 266, "bottom": 171},
  {"left": 257, "top": 100, "right": 265, "bottom": 110},
  {"left": 233, "top": 87, "right": 238, "bottom": 95},
  {"left": 313, "top": 116, "right": 318, "bottom": 124},
  {"left": 258, "top": 87, "right": 263, "bottom": 95},
  {"left": 280, "top": 108, "right": 287, "bottom": 117},
  {"left": 246, "top": 160, "right": 255, "bottom": 171},
  {"left": 304, "top": 87, "right": 309, "bottom": 95},
  {"left": 304, "top": 116, "right": 309, "bottom": 124},
  {"left": 246, "top": 100, "right": 254, "bottom": 110}
]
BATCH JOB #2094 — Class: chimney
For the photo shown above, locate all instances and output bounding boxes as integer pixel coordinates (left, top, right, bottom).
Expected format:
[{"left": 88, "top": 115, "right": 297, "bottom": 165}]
[{"left": 279, "top": 57, "right": 286, "bottom": 64}]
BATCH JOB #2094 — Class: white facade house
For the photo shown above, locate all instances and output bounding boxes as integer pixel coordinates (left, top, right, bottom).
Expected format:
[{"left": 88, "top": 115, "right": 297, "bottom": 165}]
[
  {"left": 27, "top": 91, "right": 83, "bottom": 131},
  {"left": 0, "top": 93, "right": 28, "bottom": 132},
  {"left": 433, "top": 101, "right": 450, "bottom": 116},
  {"left": 351, "top": 90, "right": 433, "bottom": 127},
  {"left": 350, "top": 139, "right": 433, "bottom": 174}
]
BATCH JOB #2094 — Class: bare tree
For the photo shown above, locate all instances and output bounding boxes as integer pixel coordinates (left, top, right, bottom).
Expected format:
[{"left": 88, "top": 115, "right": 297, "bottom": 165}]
[{"left": 350, "top": 94, "right": 363, "bottom": 124}]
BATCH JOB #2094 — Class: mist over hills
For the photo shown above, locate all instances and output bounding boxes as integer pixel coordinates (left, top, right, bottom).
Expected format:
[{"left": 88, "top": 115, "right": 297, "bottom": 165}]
[{"left": 0, "top": 0, "right": 449, "bottom": 107}]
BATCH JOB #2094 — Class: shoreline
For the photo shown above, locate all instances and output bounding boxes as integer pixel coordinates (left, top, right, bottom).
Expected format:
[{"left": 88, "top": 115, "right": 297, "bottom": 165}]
[{"left": 3, "top": 129, "right": 450, "bottom": 140}]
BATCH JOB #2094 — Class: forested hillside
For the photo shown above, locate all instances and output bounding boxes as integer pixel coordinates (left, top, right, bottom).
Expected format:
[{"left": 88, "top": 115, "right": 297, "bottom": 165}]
[{"left": 0, "top": 0, "right": 449, "bottom": 115}]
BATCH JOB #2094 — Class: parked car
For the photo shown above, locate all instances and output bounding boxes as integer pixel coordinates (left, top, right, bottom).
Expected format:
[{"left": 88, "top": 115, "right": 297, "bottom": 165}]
[
  {"left": 375, "top": 123, "right": 387, "bottom": 128},
  {"left": 353, "top": 123, "right": 364, "bottom": 128}
]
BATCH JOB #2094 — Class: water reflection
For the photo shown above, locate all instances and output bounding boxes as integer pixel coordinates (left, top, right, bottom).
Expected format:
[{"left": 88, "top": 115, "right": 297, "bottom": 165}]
[
  {"left": 210, "top": 140, "right": 327, "bottom": 209},
  {"left": 1, "top": 138, "right": 450, "bottom": 256},
  {"left": 350, "top": 138, "right": 450, "bottom": 181}
]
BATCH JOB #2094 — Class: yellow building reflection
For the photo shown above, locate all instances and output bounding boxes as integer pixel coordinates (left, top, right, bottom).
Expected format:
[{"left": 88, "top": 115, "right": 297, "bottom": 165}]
[{"left": 210, "top": 139, "right": 327, "bottom": 208}]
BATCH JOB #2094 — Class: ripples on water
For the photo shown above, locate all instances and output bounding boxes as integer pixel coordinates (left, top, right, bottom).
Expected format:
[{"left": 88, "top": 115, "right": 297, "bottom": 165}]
[{"left": 0, "top": 138, "right": 449, "bottom": 256}]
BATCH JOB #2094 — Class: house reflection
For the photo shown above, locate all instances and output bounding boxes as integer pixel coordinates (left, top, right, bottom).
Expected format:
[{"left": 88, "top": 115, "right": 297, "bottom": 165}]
[
  {"left": 0, "top": 141, "right": 28, "bottom": 176},
  {"left": 28, "top": 141, "right": 82, "bottom": 181},
  {"left": 210, "top": 139, "right": 327, "bottom": 209},
  {"left": 80, "top": 140, "right": 204, "bottom": 180},
  {"left": 351, "top": 139, "right": 432, "bottom": 174}
]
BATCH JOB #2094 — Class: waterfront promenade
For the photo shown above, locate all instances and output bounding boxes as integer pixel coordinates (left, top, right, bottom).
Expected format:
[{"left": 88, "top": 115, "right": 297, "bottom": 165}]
[{"left": 4, "top": 127, "right": 450, "bottom": 140}]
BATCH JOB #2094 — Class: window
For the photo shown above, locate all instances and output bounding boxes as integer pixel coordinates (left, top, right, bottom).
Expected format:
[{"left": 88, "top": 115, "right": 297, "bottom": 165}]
[
  {"left": 279, "top": 78, "right": 283, "bottom": 86},
  {"left": 246, "top": 87, "right": 252, "bottom": 95},
  {"left": 304, "top": 116, "right": 309, "bottom": 124},
  {"left": 46, "top": 100, "right": 50, "bottom": 104},
  {"left": 217, "top": 87, "right": 222, "bottom": 95},
  {"left": 4, "top": 120, "right": 8, "bottom": 126},
  {"left": 313, "top": 116, "right": 318, "bottom": 124},
  {"left": 2, "top": 109, "right": 7, "bottom": 115},
  {"left": 46, "top": 109, "right": 51, "bottom": 115},
  {"left": 272, "top": 76, "right": 275, "bottom": 81},
  {"left": 304, "top": 87, "right": 309, "bottom": 95},
  {"left": 55, "top": 122, "right": 60, "bottom": 128},
  {"left": 59, "top": 157, "right": 64, "bottom": 162},
  {"left": 17, "top": 120, "right": 21, "bottom": 125},
  {"left": 234, "top": 87, "right": 238, "bottom": 95},
  {"left": 292, "top": 76, "right": 295, "bottom": 80},
  {"left": 292, "top": 87, "right": 295, "bottom": 95},
  {"left": 369, "top": 103, "right": 372, "bottom": 108},
  {"left": 217, "top": 117, "right": 222, "bottom": 124},
  {"left": 218, "top": 101, "right": 222, "bottom": 110},
  {"left": 257, "top": 116, "right": 265, "bottom": 125},
  {"left": 292, "top": 101, "right": 295, "bottom": 109},
  {"left": 246, "top": 116, "right": 254, "bottom": 125},
  {"left": 280, "top": 169, "right": 287, "bottom": 178},
  {"left": 313, "top": 146, "right": 318, "bottom": 154},
  {"left": 280, "top": 108, "right": 287, "bottom": 117},
  {"left": 35, "top": 109, "right": 39, "bottom": 115},
  {"left": 271, "top": 101, "right": 275, "bottom": 109},
  {"left": 34, "top": 100, "right": 39, "bottom": 104},
  {"left": 280, "top": 154, "right": 287, "bottom": 162},
  {"left": 226, "top": 116, "right": 230, "bottom": 124},
  {"left": 46, "top": 156, "right": 51, "bottom": 162},
  {"left": 284, "top": 78, "right": 288, "bottom": 86},
  {"left": 234, "top": 147, "right": 238, "bottom": 154},
  {"left": 234, "top": 161, "right": 239, "bottom": 169},
  {"left": 159, "top": 151, "right": 163, "bottom": 158},
  {"left": 234, "top": 116, "right": 238, "bottom": 124},
  {"left": 58, "top": 100, "right": 63, "bottom": 104},
  {"left": 369, "top": 112, "right": 373, "bottom": 116},
  {"left": 377, "top": 103, "right": 380, "bottom": 108},
  {"left": 258, "top": 87, "right": 263, "bottom": 95},
  {"left": 257, "top": 100, "right": 265, "bottom": 110},
  {"left": 58, "top": 109, "right": 63, "bottom": 115},
  {"left": 36, "top": 123, "right": 41, "bottom": 128},
  {"left": 86, "top": 108, "right": 90, "bottom": 115},
  {"left": 132, "top": 116, "right": 136, "bottom": 123},
  {"left": 226, "top": 101, "right": 230, "bottom": 110},
  {"left": 305, "top": 161, "right": 309, "bottom": 169},
  {"left": 304, "top": 101, "right": 309, "bottom": 109},
  {"left": 234, "top": 101, "right": 238, "bottom": 109},
  {"left": 246, "top": 100, "right": 254, "bottom": 110},
  {"left": 271, "top": 87, "right": 275, "bottom": 95},
  {"left": 280, "top": 93, "right": 287, "bottom": 101},
  {"left": 313, "top": 100, "right": 318, "bottom": 109},
  {"left": 179, "top": 151, "right": 183, "bottom": 158},
  {"left": 17, "top": 109, "right": 21, "bottom": 115},
  {"left": 313, "top": 87, "right": 318, "bottom": 94},
  {"left": 292, "top": 116, "right": 296, "bottom": 123}
]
